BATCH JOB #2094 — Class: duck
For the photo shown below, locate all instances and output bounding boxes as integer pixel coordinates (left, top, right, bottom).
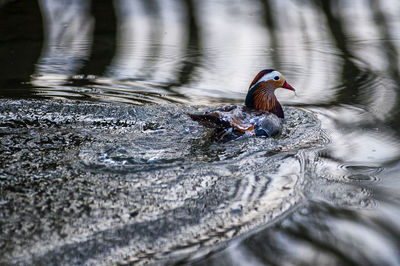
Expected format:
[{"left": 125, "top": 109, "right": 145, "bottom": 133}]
[{"left": 188, "top": 69, "right": 295, "bottom": 140}]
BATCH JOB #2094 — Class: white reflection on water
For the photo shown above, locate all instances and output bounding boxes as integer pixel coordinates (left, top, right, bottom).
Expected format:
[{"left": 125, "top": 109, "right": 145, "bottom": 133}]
[
  {"left": 32, "top": 0, "right": 400, "bottom": 120},
  {"left": 36, "top": 0, "right": 93, "bottom": 76},
  {"left": 109, "top": 0, "right": 187, "bottom": 80},
  {"left": 316, "top": 106, "right": 400, "bottom": 165},
  {"left": 331, "top": 218, "right": 400, "bottom": 265}
]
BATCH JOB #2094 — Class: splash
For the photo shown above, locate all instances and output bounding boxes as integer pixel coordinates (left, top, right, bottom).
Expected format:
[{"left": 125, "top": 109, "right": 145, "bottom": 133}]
[{"left": 0, "top": 99, "right": 326, "bottom": 265}]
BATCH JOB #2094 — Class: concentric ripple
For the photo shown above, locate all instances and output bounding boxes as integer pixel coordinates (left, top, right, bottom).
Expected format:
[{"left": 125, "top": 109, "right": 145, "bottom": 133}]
[{"left": 0, "top": 100, "right": 326, "bottom": 265}]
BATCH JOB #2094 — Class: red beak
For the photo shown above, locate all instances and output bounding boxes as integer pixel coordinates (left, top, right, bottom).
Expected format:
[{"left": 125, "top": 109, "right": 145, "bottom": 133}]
[{"left": 282, "top": 81, "right": 295, "bottom": 91}]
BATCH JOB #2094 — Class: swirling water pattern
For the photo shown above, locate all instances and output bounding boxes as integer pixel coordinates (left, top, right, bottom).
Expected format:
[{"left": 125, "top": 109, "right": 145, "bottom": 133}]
[{"left": 0, "top": 100, "right": 324, "bottom": 264}]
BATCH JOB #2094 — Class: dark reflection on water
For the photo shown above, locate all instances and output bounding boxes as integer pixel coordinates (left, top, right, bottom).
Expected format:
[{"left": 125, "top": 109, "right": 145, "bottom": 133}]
[
  {"left": 1, "top": 0, "right": 400, "bottom": 265},
  {"left": 0, "top": 0, "right": 43, "bottom": 97},
  {"left": 80, "top": 0, "right": 117, "bottom": 76}
]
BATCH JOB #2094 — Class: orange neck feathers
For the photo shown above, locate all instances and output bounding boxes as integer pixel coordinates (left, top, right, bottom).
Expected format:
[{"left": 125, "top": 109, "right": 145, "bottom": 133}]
[
  {"left": 245, "top": 82, "right": 284, "bottom": 118},
  {"left": 252, "top": 86, "right": 278, "bottom": 111}
]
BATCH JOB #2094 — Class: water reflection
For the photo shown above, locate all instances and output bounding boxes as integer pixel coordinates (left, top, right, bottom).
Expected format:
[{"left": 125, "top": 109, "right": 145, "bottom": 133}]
[
  {"left": 5, "top": 0, "right": 397, "bottom": 116},
  {"left": 36, "top": 0, "right": 93, "bottom": 77},
  {"left": 1, "top": 0, "right": 400, "bottom": 265},
  {"left": 0, "top": 0, "right": 43, "bottom": 97},
  {"left": 204, "top": 200, "right": 400, "bottom": 266}
]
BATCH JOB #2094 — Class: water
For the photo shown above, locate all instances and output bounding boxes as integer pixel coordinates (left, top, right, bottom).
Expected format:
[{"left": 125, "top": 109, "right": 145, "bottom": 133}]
[
  {"left": 0, "top": 100, "right": 324, "bottom": 264},
  {"left": 1, "top": 0, "right": 400, "bottom": 265}
]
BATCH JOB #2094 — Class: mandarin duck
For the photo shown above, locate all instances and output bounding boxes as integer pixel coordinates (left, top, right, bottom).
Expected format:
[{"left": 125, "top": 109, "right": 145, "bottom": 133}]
[{"left": 189, "top": 69, "right": 295, "bottom": 139}]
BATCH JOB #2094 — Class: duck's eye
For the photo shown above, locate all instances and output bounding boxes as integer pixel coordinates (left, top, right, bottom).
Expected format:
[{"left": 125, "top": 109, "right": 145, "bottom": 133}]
[{"left": 274, "top": 76, "right": 280, "bottom": 81}]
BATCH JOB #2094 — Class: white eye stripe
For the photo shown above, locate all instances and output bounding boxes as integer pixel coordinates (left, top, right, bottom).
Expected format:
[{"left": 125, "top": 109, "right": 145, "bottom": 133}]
[{"left": 250, "top": 71, "right": 281, "bottom": 89}]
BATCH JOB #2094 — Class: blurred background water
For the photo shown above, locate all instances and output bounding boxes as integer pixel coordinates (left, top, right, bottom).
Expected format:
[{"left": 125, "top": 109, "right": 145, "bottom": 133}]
[{"left": 1, "top": 0, "right": 400, "bottom": 265}]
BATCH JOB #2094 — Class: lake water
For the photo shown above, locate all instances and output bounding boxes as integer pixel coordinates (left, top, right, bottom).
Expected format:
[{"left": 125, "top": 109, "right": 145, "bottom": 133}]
[{"left": 1, "top": 1, "right": 400, "bottom": 265}]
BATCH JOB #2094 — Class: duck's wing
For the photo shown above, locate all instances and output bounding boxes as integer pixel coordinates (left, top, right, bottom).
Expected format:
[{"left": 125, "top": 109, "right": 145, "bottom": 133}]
[
  {"left": 188, "top": 112, "right": 231, "bottom": 129},
  {"left": 189, "top": 105, "right": 258, "bottom": 135},
  {"left": 188, "top": 105, "right": 239, "bottom": 129},
  {"left": 188, "top": 112, "right": 256, "bottom": 136}
]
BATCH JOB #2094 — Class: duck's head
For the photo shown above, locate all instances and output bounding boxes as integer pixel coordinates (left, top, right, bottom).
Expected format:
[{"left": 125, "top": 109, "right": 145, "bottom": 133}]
[{"left": 245, "top": 69, "right": 295, "bottom": 118}]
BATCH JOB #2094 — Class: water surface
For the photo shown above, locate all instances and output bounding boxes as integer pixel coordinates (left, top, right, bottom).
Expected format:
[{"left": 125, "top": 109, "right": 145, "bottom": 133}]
[{"left": 1, "top": 0, "right": 400, "bottom": 265}]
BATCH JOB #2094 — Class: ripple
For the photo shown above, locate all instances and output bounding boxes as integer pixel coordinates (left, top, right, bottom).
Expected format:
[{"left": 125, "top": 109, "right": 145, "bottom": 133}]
[
  {"left": 339, "top": 164, "right": 383, "bottom": 183},
  {"left": 0, "top": 99, "right": 327, "bottom": 265},
  {"left": 31, "top": 75, "right": 190, "bottom": 105},
  {"left": 346, "top": 174, "right": 379, "bottom": 182}
]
